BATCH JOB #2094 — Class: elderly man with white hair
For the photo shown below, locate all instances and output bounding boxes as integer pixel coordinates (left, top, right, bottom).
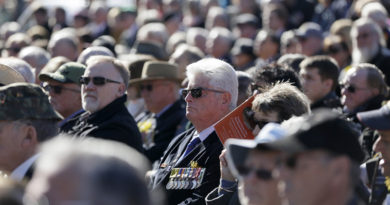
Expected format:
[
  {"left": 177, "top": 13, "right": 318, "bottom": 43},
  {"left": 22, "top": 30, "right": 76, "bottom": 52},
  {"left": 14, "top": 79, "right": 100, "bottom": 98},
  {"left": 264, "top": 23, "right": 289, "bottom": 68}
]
[
  {"left": 150, "top": 58, "right": 238, "bottom": 205},
  {"left": 350, "top": 17, "right": 390, "bottom": 86}
]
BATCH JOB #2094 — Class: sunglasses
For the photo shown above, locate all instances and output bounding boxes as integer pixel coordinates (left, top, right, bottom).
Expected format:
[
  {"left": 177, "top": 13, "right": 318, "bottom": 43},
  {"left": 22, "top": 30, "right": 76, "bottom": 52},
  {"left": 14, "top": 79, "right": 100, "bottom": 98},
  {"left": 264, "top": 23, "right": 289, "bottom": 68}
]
[
  {"left": 243, "top": 108, "right": 275, "bottom": 129},
  {"left": 237, "top": 165, "right": 274, "bottom": 181},
  {"left": 79, "top": 76, "right": 121, "bottom": 86},
  {"left": 139, "top": 84, "right": 153, "bottom": 92},
  {"left": 43, "top": 85, "right": 80, "bottom": 94},
  {"left": 340, "top": 84, "right": 369, "bottom": 93},
  {"left": 180, "top": 87, "right": 225, "bottom": 98}
]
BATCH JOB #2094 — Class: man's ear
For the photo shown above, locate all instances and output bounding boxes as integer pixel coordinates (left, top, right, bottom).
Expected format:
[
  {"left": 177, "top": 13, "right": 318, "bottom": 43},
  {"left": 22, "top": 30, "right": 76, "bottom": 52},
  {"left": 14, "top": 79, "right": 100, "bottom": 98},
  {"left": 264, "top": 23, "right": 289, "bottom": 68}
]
[
  {"left": 117, "top": 83, "right": 126, "bottom": 97},
  {"left": 221, "top": 92, "right": 232, "bottom": 106},
  {"left": 21, "top": 125, "right": 38, "bottom": 150}
]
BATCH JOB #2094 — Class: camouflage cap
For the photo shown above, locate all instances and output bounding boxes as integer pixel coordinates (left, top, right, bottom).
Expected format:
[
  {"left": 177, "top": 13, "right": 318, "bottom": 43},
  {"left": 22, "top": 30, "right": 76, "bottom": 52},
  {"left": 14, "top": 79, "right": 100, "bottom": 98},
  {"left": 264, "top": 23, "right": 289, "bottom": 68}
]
[
  {"left": 0, "top": 83, "right": 62, "bottom": 121},
  {"left": 39, "top": 62, "right": 86, "bottom": 85},
  {"left": 0, "top": 63, "right": 25, "bottom": 86}
]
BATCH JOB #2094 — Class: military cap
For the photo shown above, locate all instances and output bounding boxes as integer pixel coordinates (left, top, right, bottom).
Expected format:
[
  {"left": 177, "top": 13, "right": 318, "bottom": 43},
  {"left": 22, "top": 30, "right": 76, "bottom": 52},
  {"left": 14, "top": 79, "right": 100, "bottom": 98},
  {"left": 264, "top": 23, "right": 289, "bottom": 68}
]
[
  {"left": 39, "top": 62, "right": 86, "bottom": 85},
  {"left": 0, "top": 83, "right": 62, "bottom": 121}
]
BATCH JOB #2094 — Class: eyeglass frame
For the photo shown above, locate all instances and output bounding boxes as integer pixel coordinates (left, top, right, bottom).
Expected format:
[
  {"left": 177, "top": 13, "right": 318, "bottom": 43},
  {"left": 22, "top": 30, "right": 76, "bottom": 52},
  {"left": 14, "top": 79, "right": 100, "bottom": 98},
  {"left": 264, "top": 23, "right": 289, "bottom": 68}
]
[
  {"left": 43, "top": 84, "right": 81, "bottom": 94},
  {"left": 236, "top": 165, "right": 274, "bottom": 181},
  {"left": 340, "top": 83, "right": 371, "bottom": 93},
  {"left": 79, "top": 76, "right": 122, "bottom": 86},
  {"left": 180, "top": 87, "right": 225, "bottom": 98}
]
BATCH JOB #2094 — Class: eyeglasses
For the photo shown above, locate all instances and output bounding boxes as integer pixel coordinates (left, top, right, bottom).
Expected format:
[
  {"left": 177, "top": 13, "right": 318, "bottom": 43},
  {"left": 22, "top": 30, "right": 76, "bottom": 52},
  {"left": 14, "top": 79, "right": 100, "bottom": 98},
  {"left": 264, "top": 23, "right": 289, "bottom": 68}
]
[
  {"left": 340, "top": 84, "right": 370, "bottom": 93},
  {"left": 180, "top": 87, "right": 225, "bottom": 98},
  {"left": 139, "top": 84, "right": 153, "bottom": 92},
  {"left": 243, "top": 107, "right": 276, "bottom": 130},
  {"left": 43, "top": 85, "right": 80, "bottom": 94},
  {"left": 237, "top": 165, "right": 274, "bottom": 181},
  {"left": 79, "top": 76, "right": 121, "bottom": 86},
  {"left": 357, "top": 32, "right": 372, "bottom": 40},
  {"left": 282, "top": 153, "right": 335, "bottom": 169},
  {"left": 326, "top": 45, "right": 343, "bottom": 54}
]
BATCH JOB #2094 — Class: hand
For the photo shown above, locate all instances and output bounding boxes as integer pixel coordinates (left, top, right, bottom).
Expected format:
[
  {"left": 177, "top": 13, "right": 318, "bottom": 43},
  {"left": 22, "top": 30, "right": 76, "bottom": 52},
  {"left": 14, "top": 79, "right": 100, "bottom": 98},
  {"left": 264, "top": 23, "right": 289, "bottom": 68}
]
[{"left": 219, "top": 149, "right": 235, "bottom": 181}]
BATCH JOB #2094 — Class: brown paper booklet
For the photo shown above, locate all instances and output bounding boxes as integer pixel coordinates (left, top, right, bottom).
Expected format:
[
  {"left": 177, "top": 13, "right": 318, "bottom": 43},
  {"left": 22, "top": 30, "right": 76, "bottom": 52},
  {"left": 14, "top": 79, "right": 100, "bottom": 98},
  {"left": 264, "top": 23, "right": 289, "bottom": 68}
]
[{"left": 214, "top": 95, "right": 256, "bottom": 145}]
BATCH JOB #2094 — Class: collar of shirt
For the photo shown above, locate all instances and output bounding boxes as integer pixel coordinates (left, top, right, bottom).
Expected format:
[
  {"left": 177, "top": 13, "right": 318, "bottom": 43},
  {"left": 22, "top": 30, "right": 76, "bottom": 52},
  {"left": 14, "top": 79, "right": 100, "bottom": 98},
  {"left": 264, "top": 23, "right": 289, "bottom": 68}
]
[
  {"left": 193, "top": 124, "right": 215, "bottom": 142},
  {"left": 10, "top": 154, "right": 39, "bottom": 182}
]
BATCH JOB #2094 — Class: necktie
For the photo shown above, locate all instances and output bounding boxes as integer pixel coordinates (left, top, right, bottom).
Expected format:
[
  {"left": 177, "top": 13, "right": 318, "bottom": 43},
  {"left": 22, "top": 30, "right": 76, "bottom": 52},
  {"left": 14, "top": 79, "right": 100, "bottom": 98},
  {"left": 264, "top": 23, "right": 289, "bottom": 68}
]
[{"left": 183, "top": 137, "right": 201, "bottom": 157}]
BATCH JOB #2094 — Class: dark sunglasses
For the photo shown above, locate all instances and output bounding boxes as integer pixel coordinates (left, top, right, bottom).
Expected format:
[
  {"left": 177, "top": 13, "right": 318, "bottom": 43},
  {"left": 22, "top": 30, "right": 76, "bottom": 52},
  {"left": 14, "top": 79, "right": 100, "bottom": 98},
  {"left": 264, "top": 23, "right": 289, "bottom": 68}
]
[
  {"left": 243, "top": 108, "right": 275, "bottom": 130},
  {"left": 79, "top": 76, "right": 121, "bottom": 86},
  {"left": 327, "top": 45, "right": 342, "bottom": 54},
  {"left": 139, "top": 84, "right": 153, "bottom": 92},
  {"left": 43, "top": 85, "right": 80, "bottom": 94},
  {"left": 180, "top": 87, "right": 224, "bottom": 98},
  {"left": 237, "top": 165, "right": 274, "bottom": 180},
  {"left": 340, "top": 84, "right": 369, "bottom": 93}
]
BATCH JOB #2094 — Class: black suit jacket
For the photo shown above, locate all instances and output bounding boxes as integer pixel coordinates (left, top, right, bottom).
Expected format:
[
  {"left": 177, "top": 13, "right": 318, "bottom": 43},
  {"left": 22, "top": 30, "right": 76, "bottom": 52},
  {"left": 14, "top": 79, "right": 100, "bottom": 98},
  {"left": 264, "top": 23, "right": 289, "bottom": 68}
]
[
  {"left": 67, "top": 95, "right": 144, "bottom": 153},
  {"left": 151, "top": 128, "right": 223, "bottom": 205},
  {"left": 137, "top": 99, "right": 187, "bottom": 163}
]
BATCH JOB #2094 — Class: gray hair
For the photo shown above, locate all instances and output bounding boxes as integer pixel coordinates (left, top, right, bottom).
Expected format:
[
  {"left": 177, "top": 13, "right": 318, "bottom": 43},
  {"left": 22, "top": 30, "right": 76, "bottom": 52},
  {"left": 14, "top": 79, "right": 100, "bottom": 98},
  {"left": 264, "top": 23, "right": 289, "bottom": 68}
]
[
  {"left": 348, "top": 63, "right": 388, "bottom": 97},
  {"left": 186, "top": 58, "right": 238, "bottom": 109},
  {"left": 252, "top": 82, "right": 310, "bottom": 121},
  {"left": 351, "top": 17, "right": 386, "bottom": 47},
  {"left": 136, "top": 22, "right": 169, "bottom": 46},
  {"left": 18, "top": 46, "right": 50, "bottom": 69},
  {"left": 87, "top": 56, "right": 130, "bottom": 88},
  {"left": 0, "top": 57, "right": 35, "bottom": 83},
  {"left": 186, "top": 27, "right": 208, "bottom": 47},
  {"left": 30, "top": 135, "right": 152, "bottom": 205},
  {"left": 77, "top": 46, "right": 114, "bottom": 65}
]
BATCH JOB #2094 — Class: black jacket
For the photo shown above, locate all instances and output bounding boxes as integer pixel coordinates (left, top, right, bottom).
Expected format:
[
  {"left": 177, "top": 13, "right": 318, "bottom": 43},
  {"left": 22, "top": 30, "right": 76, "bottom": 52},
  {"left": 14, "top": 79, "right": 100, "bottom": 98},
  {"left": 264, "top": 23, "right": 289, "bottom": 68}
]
[
  {"left": 151, "top": 128, "right": 223, "bottom": 205},
  {"left": 136, "top": 99, "right": 187, "bottom": 163},
  {"left": 311, "top": 91, "right": 342, "bottom": 110},
  {"left": 369, "top": 47, "right": 390, "bottom": 86},
  {"left": 67, "top": 95, "right": 143, "bottom": 153}
]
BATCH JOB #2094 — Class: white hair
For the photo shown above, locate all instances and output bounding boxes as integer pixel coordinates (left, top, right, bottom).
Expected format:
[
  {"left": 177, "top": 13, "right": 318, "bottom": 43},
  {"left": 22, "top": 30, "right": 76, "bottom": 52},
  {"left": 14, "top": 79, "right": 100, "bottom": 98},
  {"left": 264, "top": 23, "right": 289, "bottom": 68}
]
[
  {"left": 351, "top": 17, "right": 386, "bottom": 47},
  {"left": 208, "top": 26, "right": 233, "bottom": 45},
  {"left": 186, "top": 58, "right": 238, "bottom": 109},
  {"left": 18, "top": 46, "right": 50, "bottom": 69},
  {"left": 77, "top": 46, "right": 114, "bottom": 65},
  {"left": 361, "top": 2, "right": 388, "bottom": 28},
  {"left": 0, "top": 57, "right": 35, "bottom": 83},
  {"left": 136, "top": 23, "right": 169, "bottom": 46}
]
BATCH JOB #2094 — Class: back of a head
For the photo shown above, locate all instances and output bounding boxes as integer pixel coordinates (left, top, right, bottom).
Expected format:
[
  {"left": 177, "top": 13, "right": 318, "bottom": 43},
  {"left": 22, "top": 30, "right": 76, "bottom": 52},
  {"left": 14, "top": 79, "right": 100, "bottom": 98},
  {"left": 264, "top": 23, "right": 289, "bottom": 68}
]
[
  {"left": 77, "top": 46, "right": 114, "bottom": 65},
  {"left": 254, "top": 63, "right": 302, "bottom": 90},
  {"left": 0, "top": 57, "right": 35, "bottom": 83},
  {"left": 253, "top": 82, "right": 310, "bottom": 121},
  {"left": 28, "top": 136, "right": 152, "bottom": 205}
]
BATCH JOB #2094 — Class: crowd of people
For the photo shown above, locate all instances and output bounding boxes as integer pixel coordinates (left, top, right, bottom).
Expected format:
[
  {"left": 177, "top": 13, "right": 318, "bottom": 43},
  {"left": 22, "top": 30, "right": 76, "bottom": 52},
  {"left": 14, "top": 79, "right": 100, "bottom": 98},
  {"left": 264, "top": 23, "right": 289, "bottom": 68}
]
[{"left": 0, "top": 0, "right": 390, "bottom": 204}]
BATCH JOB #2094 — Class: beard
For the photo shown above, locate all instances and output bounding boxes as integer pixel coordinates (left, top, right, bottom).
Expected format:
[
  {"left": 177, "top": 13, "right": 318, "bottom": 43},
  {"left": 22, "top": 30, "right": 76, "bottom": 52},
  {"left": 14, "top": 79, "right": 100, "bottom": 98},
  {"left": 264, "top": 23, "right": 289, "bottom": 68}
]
[
  {"left": 352, "top": 43, "right": 379, "bottom": 65},
  {"left": 82, "top": 95, "right": 99, "bottom": 113}
]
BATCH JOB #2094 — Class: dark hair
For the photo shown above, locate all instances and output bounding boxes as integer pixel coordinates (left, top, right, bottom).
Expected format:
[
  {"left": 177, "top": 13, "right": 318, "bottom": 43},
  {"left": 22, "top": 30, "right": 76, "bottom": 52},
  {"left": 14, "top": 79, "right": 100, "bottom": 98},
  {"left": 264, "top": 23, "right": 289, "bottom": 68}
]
[
  {"left": 300, "top": 56, "right": 339, "bottom": 90},
  {"left": 253, "top": 62, "right": 301, "bottom": 90}
]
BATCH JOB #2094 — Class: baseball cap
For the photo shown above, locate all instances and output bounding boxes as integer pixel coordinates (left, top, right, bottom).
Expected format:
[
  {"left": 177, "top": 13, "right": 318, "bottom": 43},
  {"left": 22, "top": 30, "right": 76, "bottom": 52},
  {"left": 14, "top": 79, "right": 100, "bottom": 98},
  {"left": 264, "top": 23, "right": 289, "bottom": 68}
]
[
  {"left": 39, "top": 62, "right": 86, "bottom": 85},
  {"left": 357, "top": 101, "right": 390, "bottom": 130},
  {"left": 0, "top": 83, "right": 62, "bottom": 121},
  {"left": 295, "top": 22, "right": 323, "bottom": 39},
  {"left": 226, "top": 123, "right": 287, "bottom": 177},
  {"left": 0, "top": 63, "right": 25, "bottom": 86},
  {"left": 266, "top": 109, "right": 365, "bottom": 163}
]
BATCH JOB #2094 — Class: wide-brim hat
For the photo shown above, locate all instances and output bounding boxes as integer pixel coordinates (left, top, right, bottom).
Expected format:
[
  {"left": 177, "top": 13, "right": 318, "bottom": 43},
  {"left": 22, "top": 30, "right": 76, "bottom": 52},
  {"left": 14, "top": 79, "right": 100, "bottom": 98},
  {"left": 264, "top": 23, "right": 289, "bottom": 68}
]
[
  {"left": 226, "top": 123, "right": 287, "bottom": 178},
  {"left": 357, "top": 101, "right": 390, "bottom": 130},
  {"left": 0, "top": 63, "right": 25, "bottom": 86},
  {"left": 129, "top": 61, "right": 181, "bottom": 84}
]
